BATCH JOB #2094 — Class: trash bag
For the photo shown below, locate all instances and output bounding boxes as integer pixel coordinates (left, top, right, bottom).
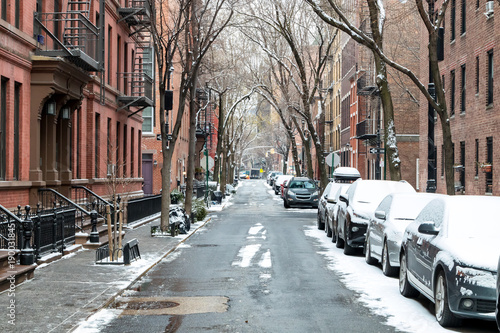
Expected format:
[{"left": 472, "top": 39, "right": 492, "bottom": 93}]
[{"left": 169, "top": 206, "right": 191, "bottom": 234}]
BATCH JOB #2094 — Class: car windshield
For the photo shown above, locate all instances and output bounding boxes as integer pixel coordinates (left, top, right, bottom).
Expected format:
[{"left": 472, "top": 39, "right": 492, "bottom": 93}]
[
  {"left": 447, "top": 198, "right": 500, "bottom": 238},
  {"left": 289, "top": 181, "right": 315, "bottom": 189}
]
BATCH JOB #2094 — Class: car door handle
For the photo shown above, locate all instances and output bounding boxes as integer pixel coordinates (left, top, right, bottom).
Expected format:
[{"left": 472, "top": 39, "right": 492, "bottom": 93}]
[{"left": 416, "top": 238, "right": 423, "bottom": 247}]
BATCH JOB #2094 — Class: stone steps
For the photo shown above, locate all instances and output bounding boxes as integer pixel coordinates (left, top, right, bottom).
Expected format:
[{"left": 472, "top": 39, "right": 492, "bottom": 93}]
[{"left": 0, "top": 250, "right": 36, "bottom": 293}]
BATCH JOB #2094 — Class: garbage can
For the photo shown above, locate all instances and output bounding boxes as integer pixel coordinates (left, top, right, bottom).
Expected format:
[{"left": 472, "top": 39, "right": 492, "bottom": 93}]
[{"left": 211, "top": 190, "right": 223, "bottom": 204}]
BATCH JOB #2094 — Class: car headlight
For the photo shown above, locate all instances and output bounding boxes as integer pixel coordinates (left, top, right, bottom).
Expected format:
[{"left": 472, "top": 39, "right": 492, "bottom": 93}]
[
  {"left": 312, "top": 191, "right": 319, "bottom": 196},
  {"left": 456, "top": 266, "right": 496, "bottom": 288},
  {"left": 287, "top": 190, "right": 295, "bottom": 196}
]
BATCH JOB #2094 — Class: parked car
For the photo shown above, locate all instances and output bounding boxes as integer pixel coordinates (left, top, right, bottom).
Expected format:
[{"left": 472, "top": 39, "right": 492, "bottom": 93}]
[
  {"left": 399, "top": 195, "right": 500, "bottom": 327},
  {"left": 274, "top": 175, "right": 293, "bottom": 195},
  {"left": 364, "top": 192, "right": 441, "bottom": 276},
  {"left": 497, "top": 255, "right": 500, "bottom": 330},
  {"left": 283, "top": 177, "right": 319, "bottom": 208},
  {"left": 269, "top": 172, "right": 283, "bottom": 187},
  {"left": 317, "top": 181, "right": 334, "bottom": 230},
  {"left": 336, "top": 179, "right": 415, "bottom": 255},
  {"left": 325, "top": 184, "right": 351, "bottom": 239},
  {"left": 267, "top": 171, "right": 282, "bottom": 185}
]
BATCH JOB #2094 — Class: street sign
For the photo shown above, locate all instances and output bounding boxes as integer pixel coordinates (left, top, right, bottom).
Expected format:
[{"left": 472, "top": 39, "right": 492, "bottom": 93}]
[
  {"left": 325, "top": 152, "right": 340, "bottom": 167},
  {"left": 369, "top": 148, "right": 385, "bottom": 154},
  {"left": 200, "top": 156, "right": 214, "bottom": 171}
]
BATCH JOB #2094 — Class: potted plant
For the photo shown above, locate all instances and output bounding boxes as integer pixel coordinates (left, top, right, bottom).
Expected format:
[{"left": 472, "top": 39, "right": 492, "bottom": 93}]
[
  {"left": 170, "top": 189, "right": 184, "bottom": 204},
  {"left": 479, "top": 162, "right": 492, "bottom": 173}
]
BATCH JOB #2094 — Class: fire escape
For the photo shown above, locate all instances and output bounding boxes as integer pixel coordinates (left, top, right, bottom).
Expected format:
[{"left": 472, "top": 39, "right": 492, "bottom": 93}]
[
  {"left": 34, "top": 0, "right": 103, "bottom": 72},
  {"left": 118, "top": 0, "right": 154, "bottom": 113}
]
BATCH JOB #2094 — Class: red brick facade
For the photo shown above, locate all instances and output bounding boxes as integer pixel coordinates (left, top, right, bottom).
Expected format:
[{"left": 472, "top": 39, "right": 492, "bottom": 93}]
[{"left": 418, "top": 0, "right": 500, "bottom": 195}]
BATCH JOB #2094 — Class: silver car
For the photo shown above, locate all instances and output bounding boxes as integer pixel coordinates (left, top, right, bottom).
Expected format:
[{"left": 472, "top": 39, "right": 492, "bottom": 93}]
[{"left": 364, "top": 192, "right": 440, "bottom": 276}]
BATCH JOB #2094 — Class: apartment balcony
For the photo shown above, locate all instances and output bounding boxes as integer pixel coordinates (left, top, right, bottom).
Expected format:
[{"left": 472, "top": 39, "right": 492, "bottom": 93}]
[
  {"left": 34, "top": 11, "right": 100, "bottom": 72},
  {"left": 356, "top": 119, "right": 377, "bottom": 140}
]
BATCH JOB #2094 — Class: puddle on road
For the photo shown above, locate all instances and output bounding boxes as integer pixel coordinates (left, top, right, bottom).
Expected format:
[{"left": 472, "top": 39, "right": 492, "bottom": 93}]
[{"left": 111, "top": 296, "right": 229, "bottom": 316}]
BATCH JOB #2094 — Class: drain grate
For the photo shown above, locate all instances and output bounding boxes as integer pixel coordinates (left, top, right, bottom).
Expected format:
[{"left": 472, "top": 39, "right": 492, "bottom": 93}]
[{"left": 115, "top": 301, "right": 180, "bottom": 310}]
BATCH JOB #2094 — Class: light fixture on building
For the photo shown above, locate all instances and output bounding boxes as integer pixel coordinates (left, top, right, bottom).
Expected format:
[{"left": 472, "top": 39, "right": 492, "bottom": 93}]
[
  {"left": 61, "top": 106, "right": 70, "bottom": 119},
  {"left": 154, "top": 160, "right": 158, "bottom": 166},
  {"left": 46, "top": 100, "right": 56, "bottom": 115}
]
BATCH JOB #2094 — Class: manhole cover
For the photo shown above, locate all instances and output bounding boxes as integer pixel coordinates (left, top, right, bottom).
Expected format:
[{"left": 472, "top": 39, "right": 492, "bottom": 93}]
[{"left": 116, "top": 301, "right": 180, "bottom": 310}]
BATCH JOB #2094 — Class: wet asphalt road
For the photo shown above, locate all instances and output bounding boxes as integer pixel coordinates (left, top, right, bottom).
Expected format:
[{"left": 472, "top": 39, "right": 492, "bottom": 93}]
[{"left": 102, "top": 179, "right": 400, "bottom": 333}]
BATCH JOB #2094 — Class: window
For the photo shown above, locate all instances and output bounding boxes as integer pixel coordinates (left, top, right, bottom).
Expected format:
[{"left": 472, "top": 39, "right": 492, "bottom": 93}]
[
  {"left": 116, "top": 121, "right": 120, "bottom": 177},
  {"left": 107, "top": 26, "right": 112, "bottom": 84},
  {"left": 460, "top": 64, "right": 466, "bottom": 114},
  {"left": 1, "top": 0, "right": 6, "bottom": 21},
  {"left": 95, "top": 113, "right": 100, "bottom": 178},
  {"left": 0, "top": 77, "right": 6, "bottom": 180},
  {"left": 459, "top": 141, "right": 465, "bottom": 191},
  {"left": 107, "top": 118, "right": 111, "bottom": 175},
  {"left": 13, "top": 82, "right": 20, "bottom": 180},
  {"left": 476, "top": 56, "right": 479, "bottom": 94},
  {"left": 123, "top": 125, "right": 127, "bottom": 177},
  {"left": 441, "top": 145, "right": 445, "bottom": 177},
  {"left": 117, "top": 34, "right": 121, "bottom": 91},
  {"left": 138, "top": 130, "right": 142, "bottom": 177},
  {"left": 15, "top": 0, "right": 20, "bottom": 28},
  {"left": 142, "top": 107, "right": 154, "bottom": 133},
  {"left": 450, "top": 0, "right": 456, "bottom": 41},
  {"left": 486, "top": 137, "right": 493, "bottom": 193},
  {"left": 76, "top": 108, "right": 80, "bottom": 179},
  {"left": 475, "top": 139, "right": 479, "bottom": 177},
  {"left": 487, "top": 50, "right": 494, "bottom": 105},
  {"left": 131, "top": 128, "right": 135, "bottom": 177},
  {"left": 450, "top": 70, "right": 456, "bottom": 115},
  {"left": 460, "top": 0, "right": 466, "bottom": 35}
]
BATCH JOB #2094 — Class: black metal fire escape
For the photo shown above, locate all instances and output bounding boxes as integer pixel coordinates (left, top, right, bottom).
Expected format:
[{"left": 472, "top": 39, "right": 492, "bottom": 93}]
[
  {"left": 34, "top": 0, "right": 102, "bottom": 73},
  {"left": 118, "top": 0, "right": 154, "bottom": 114}
]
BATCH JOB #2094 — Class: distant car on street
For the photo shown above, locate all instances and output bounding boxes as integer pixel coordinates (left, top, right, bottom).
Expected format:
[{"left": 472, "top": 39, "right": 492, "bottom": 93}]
[
  {"left": 267, "top": 171, "right": 282, "bottom": 185},
  {"left": 399, "top": 195, "right": 500, "bottom": 327},
  {"left": 274, "top": 175, "right": 293, "bottom": 195},
  {"left": 336, "top": 179, "right": 415, "bottom": 255},
  {"left": 364, "top": 192, "right": 441, "bottom": 276},
  {"left": 283, "top": 177, "right": 319, "bottom": 209}
]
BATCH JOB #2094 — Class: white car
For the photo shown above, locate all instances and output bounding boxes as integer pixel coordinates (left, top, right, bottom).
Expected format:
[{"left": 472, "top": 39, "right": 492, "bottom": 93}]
[
  {"left": 274, "top": 175, "right": 293, "bottom": 195},
  {"left": 364, "top": 192, "right": 441, "bottom": 276}
]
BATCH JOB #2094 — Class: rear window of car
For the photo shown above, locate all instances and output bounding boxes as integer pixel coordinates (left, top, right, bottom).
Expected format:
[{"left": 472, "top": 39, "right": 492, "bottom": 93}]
[{"left": 289, "top": 180, "right": 316, "bottom": 189}]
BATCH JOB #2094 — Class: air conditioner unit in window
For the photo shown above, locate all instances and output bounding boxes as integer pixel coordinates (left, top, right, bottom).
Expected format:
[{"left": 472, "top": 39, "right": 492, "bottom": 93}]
[
  {"left": 107, "top": 164, "right": 116, "bottom": 176},
  {"left": 485, "top": 1, "right": 494, "bottom": 17}
]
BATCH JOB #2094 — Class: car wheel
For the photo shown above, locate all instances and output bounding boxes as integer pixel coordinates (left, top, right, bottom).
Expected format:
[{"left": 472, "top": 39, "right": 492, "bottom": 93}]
[
  {"left": 317, "top": 213, "right": 325, "bottom": 230},
  {"left": 326, "top": 219, "right": 332, "bottom": 237},
  {"left": 343, "top": 224, "right": 355, "bottom": 255},
  {"left": 365, "top": 237, "right": 377, "bottom": 265},
  {"left": 399, "top": 252, "right": 419, "bottom": 298},
  {"left": 435, "top": 271, "right": 462, "bottom": 327},
  {"left": 284, "top": 200, "right": 289, "bottom": 209},
  {"left": 382, "top": 241, "right": 398, "bottom": 277},
  {"left": 335, "top": 227, "right": 344, "bottom": 248}
]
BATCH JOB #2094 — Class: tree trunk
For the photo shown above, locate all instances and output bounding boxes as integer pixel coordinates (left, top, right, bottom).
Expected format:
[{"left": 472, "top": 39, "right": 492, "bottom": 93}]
[{"left": 185, "top": 87, "right": 198, "bottom": 216}]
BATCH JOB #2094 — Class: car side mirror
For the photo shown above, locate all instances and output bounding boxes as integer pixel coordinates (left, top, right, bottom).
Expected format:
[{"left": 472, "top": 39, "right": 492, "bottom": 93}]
[
  {"left": 339, "top": 194, "right": 348, "bottom": 205},
  {"left": 418, "top": 222, "right": 439, "bottom": 236},
  {"left": 374, "top": 210, "right": 386, "bottom": 220},
  {"left": 327, "top": 197, "right": 336, "bottom": 204}
]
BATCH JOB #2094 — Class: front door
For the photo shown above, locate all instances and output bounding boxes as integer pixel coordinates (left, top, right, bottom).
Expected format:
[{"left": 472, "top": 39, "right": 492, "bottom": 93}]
[{"left": 142, "top": 154, "right": 153, "bottom": 194}]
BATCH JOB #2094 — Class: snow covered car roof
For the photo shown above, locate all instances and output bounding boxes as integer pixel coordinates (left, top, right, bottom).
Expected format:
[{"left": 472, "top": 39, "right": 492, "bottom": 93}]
[{"left": 332, "top": 167, "right": 361, "bottom": 181}]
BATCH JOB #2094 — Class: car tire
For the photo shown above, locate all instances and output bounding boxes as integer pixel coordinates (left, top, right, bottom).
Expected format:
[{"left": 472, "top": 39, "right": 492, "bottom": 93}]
[
  {"left": 365, "top": 238, "right": 377, "bottom": 265},
  {"left": 343, "top": 225, "right": 355, "bottom": 255},
  {"left": 382, "top": 242, "right": 398, "bottom": 277},
  {"left": 335, "top": 228, "right": 344, "bottom": 248},
  {"left": 317, "top": 213, "right": 325, "bottom": 230},
  {"left": 284, "top": 200, "right": 289, "bottom": 209},
  {"left": 326, "top": 219, "right": 332, "bottom": 237},
  {"left": 399, "top": 252, "right": 419, "bottom": 298},
  {"left": 435, "top": 271, "right": 462, "bottom": 327}
]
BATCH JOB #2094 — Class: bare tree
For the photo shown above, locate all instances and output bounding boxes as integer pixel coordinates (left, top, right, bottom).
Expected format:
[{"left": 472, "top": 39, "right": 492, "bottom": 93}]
[
  {"left": 151, "top": 0, "right": 234, "bottom": 231},
  {"left": 305, "top": 0, "right": 456, "bottom": 194}
]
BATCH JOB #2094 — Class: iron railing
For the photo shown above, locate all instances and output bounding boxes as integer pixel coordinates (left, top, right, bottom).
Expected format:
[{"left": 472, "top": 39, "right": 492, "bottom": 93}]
[
  {"left": 0, "top": 204, "right": 23, "bottom": 250},
  {"left": 126, "top": 194, "right": 161, "bottom": 223},
  {"left": 71, "top": 185, "right": 111, "bottom": 221}
]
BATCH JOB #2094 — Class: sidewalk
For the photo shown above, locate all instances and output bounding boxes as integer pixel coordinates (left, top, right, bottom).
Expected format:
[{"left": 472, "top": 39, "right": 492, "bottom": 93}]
[{"left": 0, "top": 197, "right": 232, "bottom": 333}]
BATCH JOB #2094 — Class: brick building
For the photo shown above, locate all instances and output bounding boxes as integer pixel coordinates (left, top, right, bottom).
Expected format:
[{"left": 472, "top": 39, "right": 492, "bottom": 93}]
[
  {"left": 0, "top": 0, "right": 152, "bottom": 210},
  {"left": 418, "top": 0, "right": 500, "bottom": 195}
]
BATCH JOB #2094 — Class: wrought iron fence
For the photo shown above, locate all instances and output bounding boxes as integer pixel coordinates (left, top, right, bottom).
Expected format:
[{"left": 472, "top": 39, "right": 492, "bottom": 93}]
[
  {"left": 71, "top": 185, "right": 111, "bottom": 222},
  {"left": 126, "top": 194, "right": 161, "bottom": 223},
  {"left": 39, "top": 188, "right": 90, "bottom": 232},
  {"left": 0, "top": 204, "right": 23, "bottom": 250}
]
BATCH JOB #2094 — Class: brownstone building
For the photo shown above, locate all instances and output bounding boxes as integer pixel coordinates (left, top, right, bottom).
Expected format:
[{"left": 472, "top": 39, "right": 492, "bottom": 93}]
[
  {"left": 418, "top": 0, "right": 500, "bottom": 195},
  {"left": 0, "top": 0, "right": 151, "bottom": 210}
]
